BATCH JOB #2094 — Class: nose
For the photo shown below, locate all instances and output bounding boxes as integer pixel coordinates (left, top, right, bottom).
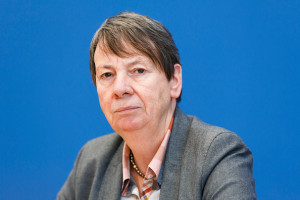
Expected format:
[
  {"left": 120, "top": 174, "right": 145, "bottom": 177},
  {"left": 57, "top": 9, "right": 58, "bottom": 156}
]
[{"left": 113, "top": 73, "right": 133, "bottom": 98}]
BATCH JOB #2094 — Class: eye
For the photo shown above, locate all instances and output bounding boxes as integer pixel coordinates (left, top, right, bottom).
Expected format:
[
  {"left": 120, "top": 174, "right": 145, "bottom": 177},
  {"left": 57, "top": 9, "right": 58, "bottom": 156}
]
[
  {"left": 135, "top": 68, "right": 145, "bottom": 74},
  {"left": 101, "top": 72, "right": 112, "bottom": 79}
]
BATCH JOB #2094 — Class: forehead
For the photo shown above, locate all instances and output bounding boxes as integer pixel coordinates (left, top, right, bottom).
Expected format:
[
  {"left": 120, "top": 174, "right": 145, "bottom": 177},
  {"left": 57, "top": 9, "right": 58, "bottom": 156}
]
[
  {"left": 96, "top": 37, "right": 141, "bottom": 59},
  {"left": 94, "top": 44, "right": 155, "bottom": 69}
]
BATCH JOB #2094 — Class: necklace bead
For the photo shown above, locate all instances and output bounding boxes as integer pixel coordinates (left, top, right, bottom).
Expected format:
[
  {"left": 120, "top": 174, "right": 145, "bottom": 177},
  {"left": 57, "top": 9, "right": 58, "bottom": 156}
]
[{"left": 129, "top": 150, "right": 146, "bottom": 179}]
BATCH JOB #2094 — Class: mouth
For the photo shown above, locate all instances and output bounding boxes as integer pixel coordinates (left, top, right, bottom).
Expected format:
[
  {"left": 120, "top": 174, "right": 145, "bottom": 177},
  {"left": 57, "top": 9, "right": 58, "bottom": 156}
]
[{"left": 115, "top": 106, "right": 139, "bottom": 113}]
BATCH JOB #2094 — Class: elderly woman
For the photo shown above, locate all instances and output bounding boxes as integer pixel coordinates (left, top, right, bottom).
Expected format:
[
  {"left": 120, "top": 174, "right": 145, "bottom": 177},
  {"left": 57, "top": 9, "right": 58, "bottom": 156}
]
[{"left": 58, "top": 12, "right": 256, "bottom": 200}]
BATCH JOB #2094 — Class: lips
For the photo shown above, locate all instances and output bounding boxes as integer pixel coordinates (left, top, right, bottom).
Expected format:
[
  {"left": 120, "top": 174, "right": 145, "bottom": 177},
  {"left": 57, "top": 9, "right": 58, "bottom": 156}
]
[{"left": 115, "top": 106, "right": 139, "bottom": 113}]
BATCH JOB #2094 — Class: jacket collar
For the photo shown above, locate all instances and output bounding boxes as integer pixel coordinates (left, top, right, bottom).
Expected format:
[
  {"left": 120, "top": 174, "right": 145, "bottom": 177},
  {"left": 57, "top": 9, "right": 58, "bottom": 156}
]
[
  {"left": 159, "top": 106, "right": 192, "bottom": 199},
  {"left": 97, "top": 140, "right": 124, "bottom": 200}
]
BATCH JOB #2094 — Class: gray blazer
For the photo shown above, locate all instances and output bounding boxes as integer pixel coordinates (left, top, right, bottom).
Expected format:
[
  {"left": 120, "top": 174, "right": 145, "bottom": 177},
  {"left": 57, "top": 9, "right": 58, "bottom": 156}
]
[{"left": 57, "top": 107, "right": 256, "bottom": 200}]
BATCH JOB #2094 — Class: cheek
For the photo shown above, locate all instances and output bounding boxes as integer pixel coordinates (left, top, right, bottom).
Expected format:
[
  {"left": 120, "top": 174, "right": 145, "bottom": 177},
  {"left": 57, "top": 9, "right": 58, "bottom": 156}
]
[
  {"left": 97, "top": 90, "right": 110, "bottom": 111},
  {"left": 98, "top": 95, "right": 113, "bottom": 123},
  {"left": 142, "top": 89, "right": 165, "bottom": 110}
]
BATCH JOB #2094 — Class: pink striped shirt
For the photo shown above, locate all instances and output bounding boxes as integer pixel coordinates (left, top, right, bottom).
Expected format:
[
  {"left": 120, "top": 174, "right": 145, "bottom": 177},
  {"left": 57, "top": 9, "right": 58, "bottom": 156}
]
[{"left": 121, "top": 117, "right": 174, "bottom": 198}]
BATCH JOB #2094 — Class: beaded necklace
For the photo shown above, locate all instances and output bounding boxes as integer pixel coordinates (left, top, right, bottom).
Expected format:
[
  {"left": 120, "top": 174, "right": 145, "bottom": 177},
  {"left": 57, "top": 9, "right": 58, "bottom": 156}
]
[{"left": 129, "top": 150, "right": 146, "bottom": 179}]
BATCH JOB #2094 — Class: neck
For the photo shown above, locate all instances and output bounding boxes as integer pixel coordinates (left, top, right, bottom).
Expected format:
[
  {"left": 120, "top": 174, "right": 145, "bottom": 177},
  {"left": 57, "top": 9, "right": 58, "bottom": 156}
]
[{"left": 124, "top": 100, "right": 176, "bottom": 174}]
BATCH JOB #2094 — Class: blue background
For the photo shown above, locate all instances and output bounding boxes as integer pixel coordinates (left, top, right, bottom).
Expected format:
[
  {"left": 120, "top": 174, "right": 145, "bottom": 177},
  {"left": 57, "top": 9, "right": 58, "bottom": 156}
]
[{"left": 1, "top": 0, "right": 299, "bottom": 199}]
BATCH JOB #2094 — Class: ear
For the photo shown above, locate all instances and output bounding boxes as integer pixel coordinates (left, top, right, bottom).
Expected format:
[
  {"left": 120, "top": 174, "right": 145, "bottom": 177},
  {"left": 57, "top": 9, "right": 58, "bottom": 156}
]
[{"left": 170, "top": 64, "right": 182, "bottom": 99}]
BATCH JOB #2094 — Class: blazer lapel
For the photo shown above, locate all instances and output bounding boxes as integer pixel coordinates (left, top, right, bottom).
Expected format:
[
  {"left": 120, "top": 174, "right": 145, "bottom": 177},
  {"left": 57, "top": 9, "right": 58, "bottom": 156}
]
[
  {"left": 98, "top": 141, "right": 124, "bottom": 200},
  {"left": 159, "top": 107, "right": 192, "bottom": 200}
]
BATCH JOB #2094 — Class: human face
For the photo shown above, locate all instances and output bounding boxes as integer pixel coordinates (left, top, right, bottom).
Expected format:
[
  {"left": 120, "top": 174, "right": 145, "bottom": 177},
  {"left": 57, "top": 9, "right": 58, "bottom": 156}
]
[{"left": 94, "top": 46, "right": 180, "bottom": 135}]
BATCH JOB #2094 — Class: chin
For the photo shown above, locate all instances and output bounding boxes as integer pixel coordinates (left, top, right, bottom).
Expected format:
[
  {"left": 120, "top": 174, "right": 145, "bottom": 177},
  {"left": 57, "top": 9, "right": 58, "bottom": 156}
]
[{"left": 114, "top": 117, "right": 145, "bottom": 133}]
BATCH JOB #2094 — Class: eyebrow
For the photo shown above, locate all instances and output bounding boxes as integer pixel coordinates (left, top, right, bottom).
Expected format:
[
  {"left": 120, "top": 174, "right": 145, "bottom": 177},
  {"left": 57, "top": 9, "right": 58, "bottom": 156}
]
[
  {"left": 127, "top": 59, "right": 143, "bottom": 67},
  {"left": 96, "top": 65, "right": 112, "bottom": 74},
  {"left": 96, "top": 57, "right": 145, "bottom": 73}
]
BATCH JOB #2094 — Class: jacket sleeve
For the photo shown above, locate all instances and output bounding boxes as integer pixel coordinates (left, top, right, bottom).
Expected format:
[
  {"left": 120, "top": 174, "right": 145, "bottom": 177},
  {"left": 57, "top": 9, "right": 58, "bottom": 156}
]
[{"left": 201, "top": 132, "right": 257, "bottom": 200}]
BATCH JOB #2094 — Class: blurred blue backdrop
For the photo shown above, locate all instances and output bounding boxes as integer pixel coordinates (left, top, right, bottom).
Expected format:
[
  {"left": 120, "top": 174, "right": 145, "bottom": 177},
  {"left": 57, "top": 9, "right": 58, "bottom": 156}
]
[{"left": 1, "top": 0, "right": 299, "bottom": 199}]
